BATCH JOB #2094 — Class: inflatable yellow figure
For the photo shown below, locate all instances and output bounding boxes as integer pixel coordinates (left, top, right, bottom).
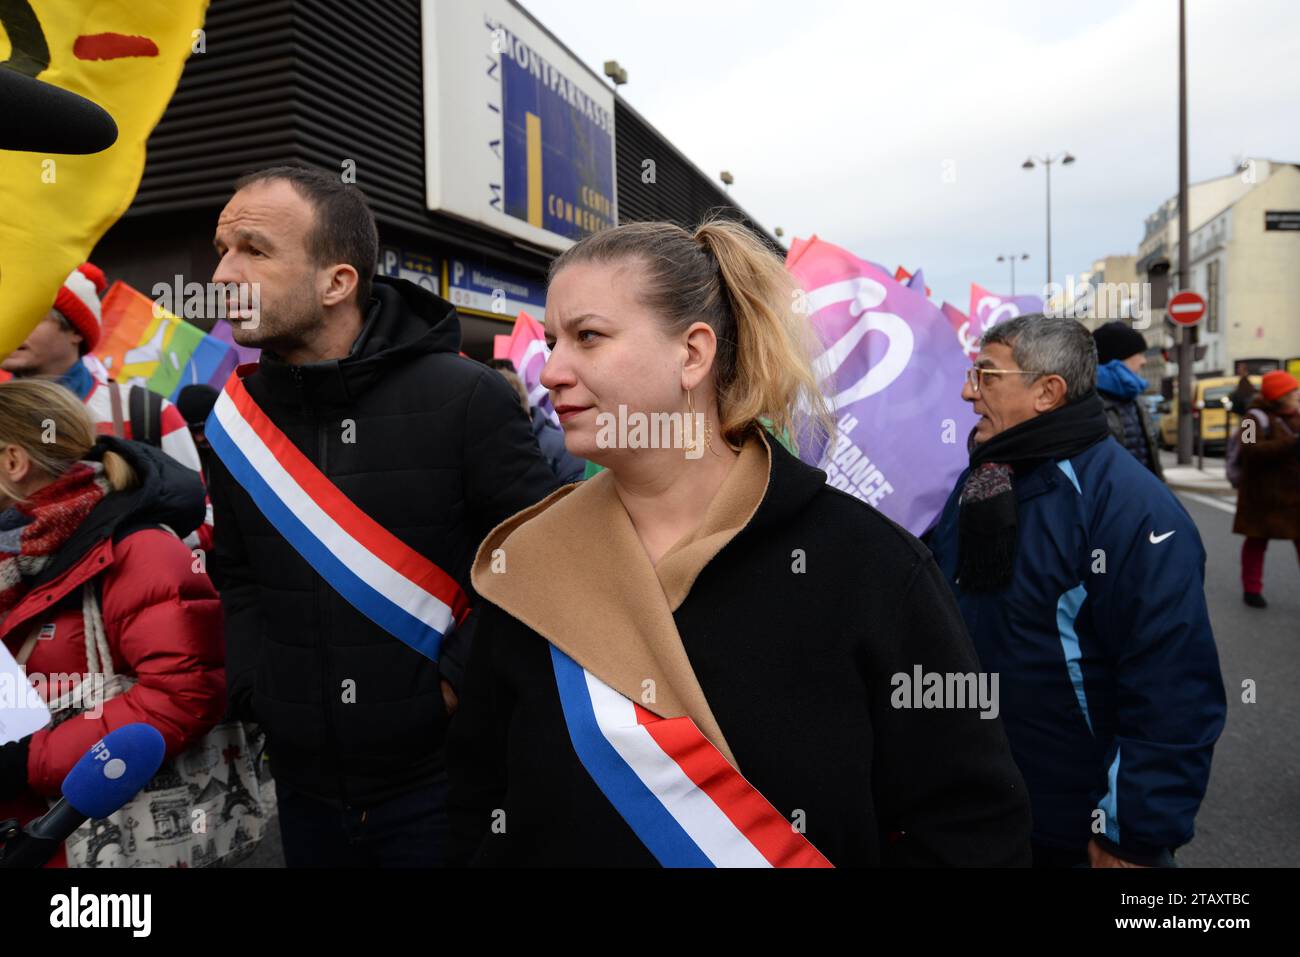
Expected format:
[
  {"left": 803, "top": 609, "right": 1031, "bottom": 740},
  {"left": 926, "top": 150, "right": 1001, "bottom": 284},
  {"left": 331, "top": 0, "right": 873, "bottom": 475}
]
[{"left": 0, "top": 0, "right": 208, "bottom": 356}]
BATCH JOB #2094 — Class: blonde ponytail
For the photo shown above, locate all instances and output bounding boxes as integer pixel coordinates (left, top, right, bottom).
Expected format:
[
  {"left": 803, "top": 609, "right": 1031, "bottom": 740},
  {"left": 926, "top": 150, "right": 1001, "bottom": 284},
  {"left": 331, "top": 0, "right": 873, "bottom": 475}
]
[
  {"left": 0, "top": 379, "right": 138, "bottom": 500},
  {"left": 549, "top": 218, "right": 832, "bottom": 450},
  {"left": 102, "top": 450, "right": 140, "bottom": 492},
  {"left": 692, "top": 220, "right": 831, "bottom": 446}
]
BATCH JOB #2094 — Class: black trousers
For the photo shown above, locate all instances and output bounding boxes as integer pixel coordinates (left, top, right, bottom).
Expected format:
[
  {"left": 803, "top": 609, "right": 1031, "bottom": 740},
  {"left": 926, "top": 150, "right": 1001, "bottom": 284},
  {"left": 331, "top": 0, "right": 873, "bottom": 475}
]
[{"left": 275, "top": 770, "right": 449, "bottom": 868}]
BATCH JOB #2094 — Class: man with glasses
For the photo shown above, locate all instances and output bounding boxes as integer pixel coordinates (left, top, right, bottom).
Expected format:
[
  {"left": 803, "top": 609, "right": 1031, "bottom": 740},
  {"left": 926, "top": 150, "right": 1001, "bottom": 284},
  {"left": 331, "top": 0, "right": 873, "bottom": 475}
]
[{"left": 928, "top": 314, "right": 1224, "bottom": 868}]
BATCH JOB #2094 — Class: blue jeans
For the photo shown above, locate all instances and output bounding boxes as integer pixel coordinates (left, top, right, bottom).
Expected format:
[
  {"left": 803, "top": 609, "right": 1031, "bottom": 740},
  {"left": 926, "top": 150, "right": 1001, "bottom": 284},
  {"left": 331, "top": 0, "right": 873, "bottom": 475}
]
[{"left": 275, "top": 772, "right": 449, "bottom": 868}]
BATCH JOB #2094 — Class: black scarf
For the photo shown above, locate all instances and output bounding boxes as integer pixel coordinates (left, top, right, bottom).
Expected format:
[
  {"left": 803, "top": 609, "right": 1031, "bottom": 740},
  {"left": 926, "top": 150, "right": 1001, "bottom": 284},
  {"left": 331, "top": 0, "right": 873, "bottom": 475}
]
[{"left": 958, "top": 391, "right": 1110, "bottom": 592}]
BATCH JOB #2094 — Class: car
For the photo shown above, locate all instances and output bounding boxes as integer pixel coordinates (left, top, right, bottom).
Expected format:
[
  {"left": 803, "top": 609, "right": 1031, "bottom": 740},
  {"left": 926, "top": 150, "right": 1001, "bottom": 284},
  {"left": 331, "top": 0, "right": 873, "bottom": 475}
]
[
  {"left": 1140, "top": 393, "right": 1164, "bottom": 436},
  {"left": 1158, "top": 374, "right": 1262, "bottom": 452}
]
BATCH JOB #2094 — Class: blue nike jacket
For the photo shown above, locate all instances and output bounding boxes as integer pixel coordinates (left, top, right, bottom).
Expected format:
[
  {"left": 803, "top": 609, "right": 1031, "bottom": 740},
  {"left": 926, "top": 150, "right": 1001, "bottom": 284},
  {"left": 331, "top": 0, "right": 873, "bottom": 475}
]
[{"left": 928, "top": 435, "right": 1225, "bottom": 861}]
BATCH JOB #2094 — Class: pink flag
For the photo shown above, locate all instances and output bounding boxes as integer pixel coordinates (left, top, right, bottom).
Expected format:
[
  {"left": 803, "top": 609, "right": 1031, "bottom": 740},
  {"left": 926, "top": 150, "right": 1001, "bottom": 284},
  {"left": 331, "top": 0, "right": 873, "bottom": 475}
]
[
  {"left": 501, "top": 311, "right": 556, "bottom": 423},
  {"left": 967, "top": 283, "right": 1044, "bottom": 352},
  {"left": 787, "top": 237, "right": 977, "bottom": 536},
  {"left": 941, "top": 302, "right": 980, "bottom": 360}
]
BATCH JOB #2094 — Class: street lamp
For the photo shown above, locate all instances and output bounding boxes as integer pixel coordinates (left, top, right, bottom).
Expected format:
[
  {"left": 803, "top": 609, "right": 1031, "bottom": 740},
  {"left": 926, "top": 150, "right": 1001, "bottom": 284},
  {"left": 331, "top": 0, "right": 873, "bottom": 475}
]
[
  {"left": 720, "top": 170, "right": 734, "bottom": 192},
  {"left": 1021, "top": 152, "right": 1075, "bottom": 293},
  {"left": 996, "top": 253, "right": 1030, "bottom": 296}
]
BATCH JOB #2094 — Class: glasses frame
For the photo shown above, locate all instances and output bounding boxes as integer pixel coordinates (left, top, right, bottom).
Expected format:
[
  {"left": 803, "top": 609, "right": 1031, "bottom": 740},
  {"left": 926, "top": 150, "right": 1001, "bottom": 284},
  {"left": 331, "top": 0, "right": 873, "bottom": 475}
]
[{"left": 965, "top": 366, "right": 1048, "bottom": 393}]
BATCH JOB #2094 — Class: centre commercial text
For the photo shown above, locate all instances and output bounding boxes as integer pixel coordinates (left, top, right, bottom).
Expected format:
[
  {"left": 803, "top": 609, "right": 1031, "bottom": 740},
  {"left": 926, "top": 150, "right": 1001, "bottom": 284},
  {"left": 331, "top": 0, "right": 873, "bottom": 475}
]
[{"left": 490, "top": 17, "right": 614, "bottom": 233}]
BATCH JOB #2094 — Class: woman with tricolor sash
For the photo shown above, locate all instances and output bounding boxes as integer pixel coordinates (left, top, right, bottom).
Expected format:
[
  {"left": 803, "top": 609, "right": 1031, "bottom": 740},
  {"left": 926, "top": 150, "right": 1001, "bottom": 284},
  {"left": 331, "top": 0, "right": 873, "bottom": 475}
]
[{"left": 447, "top": 221, "right": 1032, "bottom": 867}]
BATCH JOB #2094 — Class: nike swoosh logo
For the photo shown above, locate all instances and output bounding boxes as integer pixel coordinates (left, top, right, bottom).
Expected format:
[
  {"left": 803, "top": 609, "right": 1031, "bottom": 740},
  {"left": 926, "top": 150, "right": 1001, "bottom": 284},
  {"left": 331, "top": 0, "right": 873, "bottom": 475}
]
[{"left": 1149, "top": 530, "right": 1176, "bottom": 544}]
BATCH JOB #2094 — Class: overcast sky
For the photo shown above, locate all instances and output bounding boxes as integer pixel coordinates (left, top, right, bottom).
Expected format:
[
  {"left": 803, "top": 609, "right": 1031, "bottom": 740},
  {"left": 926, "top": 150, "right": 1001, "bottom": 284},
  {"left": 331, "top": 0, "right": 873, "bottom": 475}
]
[{"left": 518, "top": 0, "right": 1300, "bottom": 310}]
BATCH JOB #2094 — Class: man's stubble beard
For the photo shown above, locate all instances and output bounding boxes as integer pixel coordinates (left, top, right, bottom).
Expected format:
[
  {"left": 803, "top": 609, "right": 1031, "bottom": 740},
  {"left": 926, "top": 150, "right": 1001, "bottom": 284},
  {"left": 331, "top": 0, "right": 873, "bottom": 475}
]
[{"left": 237, "top": 276, "right": 325, "bottom": 359}]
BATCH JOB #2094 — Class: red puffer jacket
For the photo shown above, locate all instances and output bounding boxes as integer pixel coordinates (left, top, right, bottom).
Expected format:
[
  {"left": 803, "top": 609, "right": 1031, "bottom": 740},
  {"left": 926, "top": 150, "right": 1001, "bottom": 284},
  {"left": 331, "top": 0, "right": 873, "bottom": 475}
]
[{"left": 0, "top": 437, "right": 225, "bottom": 867}]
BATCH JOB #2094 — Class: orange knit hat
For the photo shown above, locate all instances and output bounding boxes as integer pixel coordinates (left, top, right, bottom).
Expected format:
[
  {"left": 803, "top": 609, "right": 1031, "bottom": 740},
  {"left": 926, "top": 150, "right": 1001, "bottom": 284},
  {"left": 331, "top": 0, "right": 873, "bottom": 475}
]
[{"left": 1260, "top": 370, "right": 1299, "bottom": 403}]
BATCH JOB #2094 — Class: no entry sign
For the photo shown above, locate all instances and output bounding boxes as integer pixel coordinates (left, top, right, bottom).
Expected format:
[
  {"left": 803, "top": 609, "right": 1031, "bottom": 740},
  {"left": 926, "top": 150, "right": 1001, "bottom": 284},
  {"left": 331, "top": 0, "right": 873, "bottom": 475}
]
[{"left": 1168, "top": 291, "right": 1206, "bottom": 326}]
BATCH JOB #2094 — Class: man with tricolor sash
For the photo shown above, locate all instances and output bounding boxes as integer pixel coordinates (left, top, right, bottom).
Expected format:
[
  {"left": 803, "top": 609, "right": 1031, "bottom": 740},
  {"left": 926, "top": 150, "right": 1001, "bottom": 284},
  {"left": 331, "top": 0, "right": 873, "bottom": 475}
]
[{"left": 204, "top": 166, "right": 558, "bottom": 867}]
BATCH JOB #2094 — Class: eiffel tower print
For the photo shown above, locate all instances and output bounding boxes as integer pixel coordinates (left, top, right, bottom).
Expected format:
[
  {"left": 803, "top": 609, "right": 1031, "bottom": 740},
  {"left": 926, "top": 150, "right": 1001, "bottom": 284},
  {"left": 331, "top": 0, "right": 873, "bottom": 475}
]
[{"left": 220, "top": 744, "right": 260, "bottom": 822}]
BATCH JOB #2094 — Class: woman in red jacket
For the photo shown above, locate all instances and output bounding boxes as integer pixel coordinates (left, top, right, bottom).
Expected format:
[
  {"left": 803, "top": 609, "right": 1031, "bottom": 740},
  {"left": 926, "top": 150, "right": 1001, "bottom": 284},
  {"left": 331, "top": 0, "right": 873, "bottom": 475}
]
[{"left": 0, "top": 379, "right": 225, "bottom": 866}]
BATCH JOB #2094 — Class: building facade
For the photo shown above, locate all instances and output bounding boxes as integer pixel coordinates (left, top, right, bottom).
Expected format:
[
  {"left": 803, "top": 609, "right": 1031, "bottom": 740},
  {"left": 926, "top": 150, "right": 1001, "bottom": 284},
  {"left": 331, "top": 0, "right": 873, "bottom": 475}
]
[
  {"left": 91, "top": 0, "right": 777, "bottom": 361},
  {"left": 1135, "top": 158, "right": 1300, "bottom": 381},
  {"left": 1184, "top": 162, "right": 1300, "bottom": 376}
]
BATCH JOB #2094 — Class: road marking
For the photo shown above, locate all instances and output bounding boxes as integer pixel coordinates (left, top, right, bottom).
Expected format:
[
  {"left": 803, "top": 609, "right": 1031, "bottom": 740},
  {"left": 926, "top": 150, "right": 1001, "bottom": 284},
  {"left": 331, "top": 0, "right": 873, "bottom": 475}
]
[
  {"left": 1149, "top": 530, "right": 1176, "bottom": 544},
  {"left": 1178, "top": 491, "right": 1237, "bottom": 515}
]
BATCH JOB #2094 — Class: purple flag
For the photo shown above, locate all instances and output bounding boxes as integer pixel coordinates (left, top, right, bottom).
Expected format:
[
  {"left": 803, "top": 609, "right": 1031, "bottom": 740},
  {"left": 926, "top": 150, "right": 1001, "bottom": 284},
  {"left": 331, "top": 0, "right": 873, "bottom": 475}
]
[
  {"left": 968, "top": 283, "right": 1044, "bottom": 347},
  {"left": 211, "top": 319, "right": 262, "bottom": 367},
  {"left": 787, "top": 238, "right": 978, "bottom": 536}
]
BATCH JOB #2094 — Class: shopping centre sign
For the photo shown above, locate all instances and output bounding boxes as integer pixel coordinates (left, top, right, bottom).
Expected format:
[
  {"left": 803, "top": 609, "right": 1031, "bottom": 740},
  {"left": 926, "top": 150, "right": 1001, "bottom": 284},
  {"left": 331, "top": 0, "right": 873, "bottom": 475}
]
[{"left": 422, "top": 0, "right": 618, "bottom": 251}]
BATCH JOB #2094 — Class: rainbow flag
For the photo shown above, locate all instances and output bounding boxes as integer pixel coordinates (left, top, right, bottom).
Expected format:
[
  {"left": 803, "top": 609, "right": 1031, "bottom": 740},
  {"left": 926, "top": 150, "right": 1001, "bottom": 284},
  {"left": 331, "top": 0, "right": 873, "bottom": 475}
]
[{"left": 94, "top": 281, "right": 238, "bottom": 400}]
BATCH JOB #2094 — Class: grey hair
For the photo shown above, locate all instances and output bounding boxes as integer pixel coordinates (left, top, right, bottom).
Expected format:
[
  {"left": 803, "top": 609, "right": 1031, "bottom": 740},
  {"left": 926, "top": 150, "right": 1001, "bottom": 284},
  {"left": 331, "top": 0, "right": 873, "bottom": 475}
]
[{"left": 980, "top": 314, "right": 1097, "bottom": 402}]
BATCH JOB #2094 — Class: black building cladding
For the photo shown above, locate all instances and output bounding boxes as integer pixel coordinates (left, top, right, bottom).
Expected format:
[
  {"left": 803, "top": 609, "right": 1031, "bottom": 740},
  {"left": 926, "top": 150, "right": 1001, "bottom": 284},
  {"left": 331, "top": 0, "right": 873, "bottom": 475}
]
[{"left": 93, "top": 0, "right": 778, "bottom": 358}]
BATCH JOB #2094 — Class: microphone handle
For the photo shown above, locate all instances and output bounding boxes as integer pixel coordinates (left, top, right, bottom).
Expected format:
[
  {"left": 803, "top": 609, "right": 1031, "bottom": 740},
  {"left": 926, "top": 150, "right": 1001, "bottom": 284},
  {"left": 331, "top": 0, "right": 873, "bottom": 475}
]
[{"left": 0, "top": 801, "right": 87, "bottom": 868}]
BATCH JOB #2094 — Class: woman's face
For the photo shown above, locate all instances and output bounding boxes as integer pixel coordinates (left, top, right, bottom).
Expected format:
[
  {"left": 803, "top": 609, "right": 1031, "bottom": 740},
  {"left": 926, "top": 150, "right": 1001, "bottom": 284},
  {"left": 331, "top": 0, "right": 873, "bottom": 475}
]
[
  {"left": 541, "top": 259, "right": 694, "bottom": 467},
  {"left": 1278, "top": 388, "right": 1300, "bottom": 414}
]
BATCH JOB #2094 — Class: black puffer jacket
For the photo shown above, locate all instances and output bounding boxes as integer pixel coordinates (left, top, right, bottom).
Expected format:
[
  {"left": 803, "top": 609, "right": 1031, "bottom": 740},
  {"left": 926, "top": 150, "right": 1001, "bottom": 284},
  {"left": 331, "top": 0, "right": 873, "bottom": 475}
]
[
  {"left": 207, "top": 277, "right": 559, "bottom": 806},
  {"left": 1100, "top": 393, "right": 1164, "bottom": 480}
]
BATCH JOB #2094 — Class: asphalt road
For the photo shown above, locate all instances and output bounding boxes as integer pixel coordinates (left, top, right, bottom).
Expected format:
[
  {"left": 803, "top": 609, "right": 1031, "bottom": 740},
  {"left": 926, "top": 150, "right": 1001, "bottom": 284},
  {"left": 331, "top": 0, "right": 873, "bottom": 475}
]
[{"left": 1172, "top": 488, "right": 1300, "bottom": 867}]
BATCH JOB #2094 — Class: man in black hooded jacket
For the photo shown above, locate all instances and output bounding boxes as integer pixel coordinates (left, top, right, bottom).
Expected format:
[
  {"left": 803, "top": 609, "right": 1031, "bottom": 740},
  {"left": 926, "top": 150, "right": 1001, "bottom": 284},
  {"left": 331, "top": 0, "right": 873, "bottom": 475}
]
[{"left": 206, "top": 167, "right": 558, "bottom": 866}]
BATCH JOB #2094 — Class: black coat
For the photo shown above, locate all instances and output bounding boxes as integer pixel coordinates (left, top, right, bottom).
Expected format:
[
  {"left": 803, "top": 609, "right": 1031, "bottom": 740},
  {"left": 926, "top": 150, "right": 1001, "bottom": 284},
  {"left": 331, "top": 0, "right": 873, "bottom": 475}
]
[
  {"left": 447, "top": 437, "right": 1033, "bottom": 866},
  {"left": 1100, "top": 392, "right": 1164, "bottom": 480},
  {"left": 207, "top": 278, "right": 559, "bottom": 806},
  {"left": 530, "top": 408, "right": 585, "bottom": 483}
]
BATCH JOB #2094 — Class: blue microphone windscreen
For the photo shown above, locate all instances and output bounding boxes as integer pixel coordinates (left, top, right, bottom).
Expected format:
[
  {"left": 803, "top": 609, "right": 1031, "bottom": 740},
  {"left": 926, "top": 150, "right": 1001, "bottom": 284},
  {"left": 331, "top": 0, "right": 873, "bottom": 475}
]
[{"left": 61, "top": 723, "right": 166, "bottom": 819}]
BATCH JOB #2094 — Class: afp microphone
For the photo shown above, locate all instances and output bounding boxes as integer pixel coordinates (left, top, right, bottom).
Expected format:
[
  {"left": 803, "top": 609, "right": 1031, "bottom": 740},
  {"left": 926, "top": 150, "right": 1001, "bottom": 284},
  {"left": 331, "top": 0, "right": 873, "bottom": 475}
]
[{"left": 0, "top": 723, "right": 165, "bottom": 868}]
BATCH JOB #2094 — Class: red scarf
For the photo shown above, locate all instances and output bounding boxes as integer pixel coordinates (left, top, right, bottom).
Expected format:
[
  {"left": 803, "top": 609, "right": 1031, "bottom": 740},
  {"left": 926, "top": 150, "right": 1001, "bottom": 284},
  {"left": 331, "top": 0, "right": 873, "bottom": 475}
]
[{"left": 0, "top": 462, "right": 111, "bottom": 627}]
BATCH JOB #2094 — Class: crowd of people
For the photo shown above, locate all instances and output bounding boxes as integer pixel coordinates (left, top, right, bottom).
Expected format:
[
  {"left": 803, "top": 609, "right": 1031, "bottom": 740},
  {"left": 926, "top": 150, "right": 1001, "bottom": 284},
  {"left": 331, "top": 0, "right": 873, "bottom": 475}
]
[{"left": 1, "top": 165, "right": 1295, "bottom": 869}]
